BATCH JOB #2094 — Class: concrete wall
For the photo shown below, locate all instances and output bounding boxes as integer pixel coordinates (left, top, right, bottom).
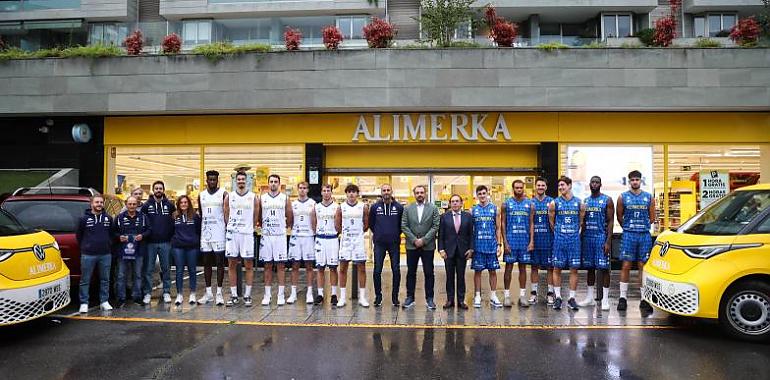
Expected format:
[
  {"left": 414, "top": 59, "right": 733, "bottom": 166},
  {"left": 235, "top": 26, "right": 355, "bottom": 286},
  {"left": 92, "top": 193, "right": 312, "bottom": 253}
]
[
  {"left": 160, "top": 0, "right": 383, "bottom": 20},
  {"left": 0, "top": 0, "right": 131, "bottom": 22},
  {"left": 0, "top": 48, "right": 768, "bottom": 115}
]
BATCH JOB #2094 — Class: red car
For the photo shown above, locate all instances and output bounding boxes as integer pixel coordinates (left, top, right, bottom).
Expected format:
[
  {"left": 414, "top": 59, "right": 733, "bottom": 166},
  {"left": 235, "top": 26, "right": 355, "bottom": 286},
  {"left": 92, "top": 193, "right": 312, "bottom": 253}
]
[{"left": 1, "top": 187, "right": 124, "bottom": 287}]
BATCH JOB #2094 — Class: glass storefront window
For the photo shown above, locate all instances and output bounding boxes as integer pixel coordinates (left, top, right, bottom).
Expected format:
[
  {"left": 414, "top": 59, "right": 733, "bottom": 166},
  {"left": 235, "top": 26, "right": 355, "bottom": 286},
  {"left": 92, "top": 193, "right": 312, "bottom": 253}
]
[
  {"left": 432, "top": 175, "right": 471, "bottom": 210},
  {"left": 110, "top": 146, "right": 201, "bottom": 206},
  {"left": 204, "top": 145, "right": 304, "bottom": 199}
]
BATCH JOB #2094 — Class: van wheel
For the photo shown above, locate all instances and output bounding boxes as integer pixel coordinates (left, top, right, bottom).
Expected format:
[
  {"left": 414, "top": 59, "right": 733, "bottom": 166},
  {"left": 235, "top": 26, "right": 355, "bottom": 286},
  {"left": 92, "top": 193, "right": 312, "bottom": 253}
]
[{"left": 719, "top": 280, "right": 770, "bottom": 342}]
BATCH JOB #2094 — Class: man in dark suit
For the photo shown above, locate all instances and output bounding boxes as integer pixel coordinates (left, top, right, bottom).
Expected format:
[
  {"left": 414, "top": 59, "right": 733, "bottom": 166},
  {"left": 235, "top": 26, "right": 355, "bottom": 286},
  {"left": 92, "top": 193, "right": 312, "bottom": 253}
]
[{"left": 438, "top": 194, "right": 474, "bottom": 310}]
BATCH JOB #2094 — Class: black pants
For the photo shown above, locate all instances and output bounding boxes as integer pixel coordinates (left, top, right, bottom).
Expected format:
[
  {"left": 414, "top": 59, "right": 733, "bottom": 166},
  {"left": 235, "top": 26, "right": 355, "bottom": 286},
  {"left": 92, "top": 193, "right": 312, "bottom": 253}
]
[
  {"left": 444, "top": 251, "right": 467, "bottom": 305},
  {"left": 373, "top": 241, "right": 401, "bottom": 300},
  {"left": 406, "top": 248, "right": 434, "bottom": 299}
]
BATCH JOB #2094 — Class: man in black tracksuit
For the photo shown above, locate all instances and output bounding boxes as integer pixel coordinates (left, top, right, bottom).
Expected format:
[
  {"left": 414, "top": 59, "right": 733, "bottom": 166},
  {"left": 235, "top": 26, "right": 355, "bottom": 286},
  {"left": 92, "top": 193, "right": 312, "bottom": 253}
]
[
  {"left": 141, "top": 181, "right": 176, "bottom": 304},
  {"left": 368, "top": 184, "right": 404, "bottom": 307}
]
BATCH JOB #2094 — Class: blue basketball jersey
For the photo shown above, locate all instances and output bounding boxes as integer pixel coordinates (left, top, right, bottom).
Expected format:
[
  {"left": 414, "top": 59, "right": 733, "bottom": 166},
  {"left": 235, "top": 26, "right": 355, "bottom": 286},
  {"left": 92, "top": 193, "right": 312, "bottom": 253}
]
[
  {"left": 554, "top": 196, "right": 581, "bottom": 236},
  {"left": 472, "top": 202, "right": 498, "bottom": 254},
  {"left": 504, "top": 197, "right": 532, "bottom": 250},
  {"left": 621, "top": 190, "right": 652, "bottom": 232},
  {"left": 532, "top": 195, "right": 553, "bottom": 249},
  {"left": 583, "top": 194, "right": 610, "bottom": 237}
]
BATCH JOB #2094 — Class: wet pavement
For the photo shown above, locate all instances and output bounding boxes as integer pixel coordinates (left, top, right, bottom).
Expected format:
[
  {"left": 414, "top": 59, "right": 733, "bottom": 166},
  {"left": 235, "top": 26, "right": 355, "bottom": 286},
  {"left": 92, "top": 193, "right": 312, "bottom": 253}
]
[
  {"left": 61, "top": 268, "right": 671, "bottom": 327},
  {"left": 1, "top": 316, "right": 768, "bottom": 380}
]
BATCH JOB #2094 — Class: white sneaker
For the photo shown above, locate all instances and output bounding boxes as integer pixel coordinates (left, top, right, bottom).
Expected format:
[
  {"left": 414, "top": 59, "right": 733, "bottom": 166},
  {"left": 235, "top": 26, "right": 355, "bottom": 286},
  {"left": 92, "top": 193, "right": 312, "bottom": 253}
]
[
  {"left": 336, "top": 297, "right": 346, "bottom": 308},
  {"left": 473, "top": 295, "right": 482, "bottom": 308},
  {"left": 490, "top": 295, "right": 503, "bottom": 308},
  {"left": 175, "top": 294, "right": 184, "bottom": 306},
  {"left": 578, "top": 297, "right": 596, "bottom": 307},
  {"left": 100, "top": 302, "right": 113, "bottom": 311},
  {"left": 261, "top": 294, "right": 271, "bottom": 306},
  {"left": 215, "top": 293, "right": 225, "bottom": 306},
  {"left": 601, "top": 298, "right": 611, "bottom": 311},
  {"left": 143, "top": 294, "right": 151, "bottom": 305},
  {"left": 286, "top": 292, "right": 297, "bottom": 304},
  {"left": 188, "top": 294, "right": 197, "bottom": 305},
  {"left": 198, "top": 293, "right": 213, "bottom": 305},
  {"left": 306, "top": 291, "right": 314, "bottom": 304},
  {"left": 277, "top": 294, "right": 286, "bottom": 306},
  {"left": 503, "top": 295, "right": 512, "bottom": 307},
  {"left": 79, "top": 304, "right": 88, "bottom": 314},
  {"left": 528, "top": 294, "right": 538, "bottom": 305},
  {"left": 358, "top": 296, "right": 370, "bottom": 308},
  {"left": 163, "top": 293, "right": 172, "bottom": 303}
]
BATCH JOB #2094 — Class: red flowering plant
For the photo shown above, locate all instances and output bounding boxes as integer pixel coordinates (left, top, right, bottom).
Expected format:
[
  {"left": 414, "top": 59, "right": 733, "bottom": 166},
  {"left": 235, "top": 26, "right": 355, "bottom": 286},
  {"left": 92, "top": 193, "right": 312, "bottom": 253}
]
[
  {"left": 284, "top": 27, "right": 302, "bottom": 51},
  {"left": 363, "top": 17, "right": 397, "bottom": 48},
  {"left": 161, "top": 33, "right": 182, "bottom": 54},
  {"left": 730, "top": 16, "right": 761, "bottom": 46},
  {"left": 322, "top": 25, "right": 344, "bottom": 50},
  {"left": 652, "top": 0, "right": 681, "bottom": 47},
  {"left": 484, "top": 5, "right": 518, "bottom": 47},
  {"left": 124, "top": 30, "right": 144, "bottom": 55}
]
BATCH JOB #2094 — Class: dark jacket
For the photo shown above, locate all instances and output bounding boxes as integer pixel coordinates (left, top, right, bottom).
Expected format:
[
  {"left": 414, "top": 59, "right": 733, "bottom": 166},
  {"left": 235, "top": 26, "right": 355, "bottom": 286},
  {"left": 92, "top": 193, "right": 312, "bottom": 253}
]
[
  {"left": 141, "top": 196, "right": 175, "bottom": 243},
  {"left": 76, "top": 209, "right": 115, "bottom": 256},
  {"left": 438, "top": 210, "right": 474, "bottom": 258},
  {"left": 171, "top": 213, "right": 201, "bottom": 248},
  {"left": 368, "top": 200, "right": 404, "bottom": 245},
  {"left": 115, "top": 210, "right": 150, "bottom": 256}
]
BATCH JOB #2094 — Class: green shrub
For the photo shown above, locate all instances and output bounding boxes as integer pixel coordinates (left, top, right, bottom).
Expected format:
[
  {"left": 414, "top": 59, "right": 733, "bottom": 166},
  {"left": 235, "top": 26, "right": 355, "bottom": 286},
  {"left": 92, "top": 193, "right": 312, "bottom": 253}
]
[
  {"left": 694, "top": 38, "right": 722, "bottom": 48},
  {"left": 581, "top": 40, "right": 606, "bottom": 48},
  {"left": 192, "top": 42, "right": 271, "bottom": 63},
  {"left": 635, "top": 28, "right": 655, "bottom": 46},
  {"left": 536, "top": 42, "right": 569, "bottom": 51},
  {"left": 60, "top": 44, "right": 123, "bottom": 58},
  {"left": 447, "top": 40, "right": 483, "bottom": 48},
  {"left": 31, "top": 48, "right": 63, "bottom": 58},
  {"left": 0, "top": 47, "right": 31, "bottom": 61}
]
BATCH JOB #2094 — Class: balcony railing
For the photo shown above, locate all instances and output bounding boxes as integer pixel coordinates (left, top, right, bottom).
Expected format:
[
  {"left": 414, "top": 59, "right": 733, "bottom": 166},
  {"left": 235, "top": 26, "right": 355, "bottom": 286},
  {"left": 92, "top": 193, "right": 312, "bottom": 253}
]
[{"left": 0, "top": 0, "right": 81, "bottom": 12}]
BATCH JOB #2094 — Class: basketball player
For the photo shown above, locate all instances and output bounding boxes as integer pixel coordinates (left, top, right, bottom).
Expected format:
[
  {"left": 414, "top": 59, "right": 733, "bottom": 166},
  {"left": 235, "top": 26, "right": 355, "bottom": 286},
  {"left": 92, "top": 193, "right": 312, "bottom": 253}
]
[
  {"left": 530, "top": 178, "right": 556, "bottom": 305},
  {"left": 259, "top": 174, "right": 293, "bottom": 306},
  {"left": 198, "top": 170, "right": 227, "bottom": 306},
  {"left": 471, "top": 185, "right": 503, "bottom": 308},
  {"left": 501, "top": 180, "right": 535, "bottom": 308},
  {"left": 314, "top": 184, "right": 340, "bottom": 306},
  {"left": 336, "top": 184, "right": 370, "bottom": 308},
  {"left": 225, "top": 171, "right": 258, "bottom": 307},
  {"left": 579, "top": 176, "right": 614, "bottom": 311},
  {"left": 289, "top": 181, "right": 317, "bottom": 304},
  {"left": 548, "top": 176, "right": 585, "bottom": 311}
]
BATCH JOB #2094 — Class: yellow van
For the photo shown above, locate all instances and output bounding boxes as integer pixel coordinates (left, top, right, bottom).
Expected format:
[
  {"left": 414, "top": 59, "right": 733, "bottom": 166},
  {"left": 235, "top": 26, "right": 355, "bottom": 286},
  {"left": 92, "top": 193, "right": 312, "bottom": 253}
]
[
  {"left": 643, "top": 184, "right": 770, "bottom": 341},
  {"left": 0, "top": 209, "right": 70, "bottom": 326}
]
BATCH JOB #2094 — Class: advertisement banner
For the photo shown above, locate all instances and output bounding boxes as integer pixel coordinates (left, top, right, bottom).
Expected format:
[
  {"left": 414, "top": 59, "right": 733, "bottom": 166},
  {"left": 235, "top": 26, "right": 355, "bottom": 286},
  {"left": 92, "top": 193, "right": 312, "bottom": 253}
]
[{"left": 699, "top": 170, "right": 729, "bottom": 208}]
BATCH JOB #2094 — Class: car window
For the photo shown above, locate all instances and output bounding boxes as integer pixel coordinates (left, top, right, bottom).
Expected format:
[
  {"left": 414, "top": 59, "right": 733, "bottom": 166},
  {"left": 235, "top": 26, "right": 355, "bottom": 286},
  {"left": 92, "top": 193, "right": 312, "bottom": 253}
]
[
  {"left": 2, "top": 200, "right": 89, "bottom": 234},
  {"left": 679, "top": 190, "right": 770, "bottom": 236},
  {"left": 0, "top": 209, "right": 33, "bottom": 236},
  {"left": 754, "top": 215, "right": 770, "bottom": 234}
]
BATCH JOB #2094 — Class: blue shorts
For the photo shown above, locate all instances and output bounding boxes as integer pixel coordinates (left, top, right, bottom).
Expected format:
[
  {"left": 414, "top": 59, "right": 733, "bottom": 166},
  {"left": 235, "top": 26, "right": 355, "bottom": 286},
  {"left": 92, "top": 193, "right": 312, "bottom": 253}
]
[
  {"left": 581, "top": 234, "right": 609, "bottom": 269},
  {"left": 532, "top": 248, "right": 552, "bottom": 268},
  {"left": 551, "top": 236, "right": 581, "bottom": 269},
  {"left": 620, "top": 231, "right": 652, "bottom": 263},
  {"left": 472, "top": 252, "right": 500, "bottom": 272},
  {"left": 504, "top": 248, "right": 532, "bottom": 265}
]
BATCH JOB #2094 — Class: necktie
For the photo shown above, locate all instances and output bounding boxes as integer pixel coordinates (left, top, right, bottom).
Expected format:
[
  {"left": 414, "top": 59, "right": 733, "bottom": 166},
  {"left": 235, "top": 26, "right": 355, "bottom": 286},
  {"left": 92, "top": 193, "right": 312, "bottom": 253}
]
[{"left": 454, "top": 213, "right": 460, "bottom": 233}]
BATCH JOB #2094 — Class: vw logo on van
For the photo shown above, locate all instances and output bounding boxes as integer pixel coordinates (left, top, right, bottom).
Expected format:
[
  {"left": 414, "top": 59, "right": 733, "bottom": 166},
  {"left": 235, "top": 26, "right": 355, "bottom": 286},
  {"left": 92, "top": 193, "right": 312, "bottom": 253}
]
[
  {"left": 659, "top": 241, "right": 670, "bottom": 257},
  {"left": 32, "top": 245, "right": 46, "bottom": 261}
]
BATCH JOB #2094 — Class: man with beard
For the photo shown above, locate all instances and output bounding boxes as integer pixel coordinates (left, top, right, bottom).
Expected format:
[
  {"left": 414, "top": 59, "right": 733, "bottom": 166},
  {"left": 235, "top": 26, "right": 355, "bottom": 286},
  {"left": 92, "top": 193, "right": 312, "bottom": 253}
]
[
  {"left": 141, "top": 181, "right": 176, "bottom": 304},
  {"left": 401, "top": 185, "right": 440, "bottom": 310},
  {"left": 369, "top": 184, "right": 404, "bottom": 307},
  {"left": 501, "top": 179, "right": 535, "bottom": 308},
  {"left": 548, "top": 176, "right": 585, "bottom": 311},
  {"left": 225, "top": 171, "right": 258, "bottom": 307},
  {"left": 578, "top": 176, "right": 614, "bottom": 311},
  {"left": 530, "top": 178, "right": 555, "bottom": 305},
  {"left": 259, "top": 174, "right": 293, "bottom": 306}
]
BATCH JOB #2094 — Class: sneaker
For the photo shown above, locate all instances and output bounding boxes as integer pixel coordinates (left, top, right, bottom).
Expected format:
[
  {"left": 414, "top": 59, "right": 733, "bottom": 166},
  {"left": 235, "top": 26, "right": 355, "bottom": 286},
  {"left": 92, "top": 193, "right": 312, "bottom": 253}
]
[
  {"left": 546, "top": 292, "right": 555, "bottom": 305},
  {"left": 529, "top": 292, "right": 538, "bottom": 305},
  {"left": 261, "top": 294, "right": 271, "bottom": 306},
  {"left": 215, "top": 293, "right": 225, "bottom": 306},
  {"left": 336, "top": 296, "right": 346, "bottom": 308},
  {"left": 306, "top": 291, "right": 315, "bottom": 305},
  {"left": 286, "top": 293, "right": 297, "bottom": 304},
  {"left": 330, "top": 295, "right": 338, "bottom": 306},
  {"left": 503, "top": 294, "right": 512, "bottom": 308},
  {"left": 426, "top": 298, "right": 437, "bottom": 310},
  {"left": 163, "top": 293, "right": 172, "bottom": 303},
  {"left": 79, "top": 304, "right": 89, "bottom": 314},
  {"left": 473, "top": 295, "right": 482, "bottom": 308},
  {"left": 640, "top": 300, "right": 654, "bottom": 314},
  {"left": 314, "top": 295, "right": 324, "bottom": 305},
  {"left": 175, "top": 294, "right": 184, "bottom": 306},
  {"left": 553, "top": 297, "right": 563, "bottom": 310},
  {"left": 577, "top": 297, "right": 596, "bottom": 307},
  {"left": 100, "top": 302, "right": 113, "bottom": 311},
  {"left": 132, "top": 298, "right": 144, "bottom": 306},
  {"left": 518, "top": 296, "right": 530, "bottom": 307},
  {"left": 198, "top": 293, "right": 213, "bottom": 305},
  {"left": 601, "top": 297, "right": 610, "bottom": 311},
  {"left": 373, "top": 294, "right": 383, "bottom": 307},
  {"left": 617, "top": 297, "right": 628, "bottom": 311},
  {"left": 358, "top": 296, "right": 370, "bottom": 308},
  {"left": 244, "top": 297, "right": 253, "bottom": 307},
  {"left": 277, "top": 294, "right": 286, "bottom": 306},
  {"left": 392, "top": 297, "right": 400, "bottom": 307},
  {"left": 189, "top": 294, "right": 197, "bottom": 305},
  {"left": 143, "top": 294, "right": 152, "bottom": 305},
  {"left": 567, "top": 298, "right": 579, "bottom": 311},
  {"left": 402, "top": 297, "right": 415, "bottom": 309},
  {"left": 116, "top": 299, "right": 126, "bottom": 309},
  {"left": 490, "top": 296, "right": 503, "bottom": 308},
  {"left": 226, "top": 297, "right": 240, "bottom": 307}
]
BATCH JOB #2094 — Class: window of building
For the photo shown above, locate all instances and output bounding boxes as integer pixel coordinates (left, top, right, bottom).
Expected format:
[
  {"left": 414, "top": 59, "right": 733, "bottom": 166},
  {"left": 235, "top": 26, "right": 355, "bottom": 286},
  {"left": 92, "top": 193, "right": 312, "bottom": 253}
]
[
  {"left": 218, "top": 18, "right": 271, "bottom": 44},
  {"left": 602, "top": 14, "right": 633, "bottom": 39},
  {"left": 88, "top": 23, "right": 128, "bottom": 46},
  {"left": 182, "top": 20, "right": 212, "bottom": 46},
  {"left": 707, "top": 13, "right": 737, "bottom": 37},
  {"left": 203, "top": 145, "right": 304, "bottom": 197},
  {"left": 337, "top": 16, "right": 369, "bottom": 40},
  {"left": 693, "top": 16, "right": 706, "bottom": 38}
]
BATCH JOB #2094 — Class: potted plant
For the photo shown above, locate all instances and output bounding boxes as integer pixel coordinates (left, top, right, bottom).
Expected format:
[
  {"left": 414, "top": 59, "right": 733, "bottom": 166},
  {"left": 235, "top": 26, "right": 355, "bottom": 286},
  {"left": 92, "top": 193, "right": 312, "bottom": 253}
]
[
  {"left": 284, "top": 27, "right": 302, "bottom": 51},
  {"left": 124, "top": 30, "right": 143, "bottom": 55},
  {"left": 161, "top": 33, "right": 182, "bottom": 54},
  {"left": 322, "top": 25, "right": 344, "bottom": 50},
  {"left": 363, "top": 17, "right": 397, "bottom": 48}
]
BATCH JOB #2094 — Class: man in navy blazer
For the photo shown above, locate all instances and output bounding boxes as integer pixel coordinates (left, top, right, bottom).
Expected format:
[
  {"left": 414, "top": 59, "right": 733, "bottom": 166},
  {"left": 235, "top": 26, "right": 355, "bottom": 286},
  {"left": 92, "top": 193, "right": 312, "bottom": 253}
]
[{"left": 438, "top": 194, "right": 474, "bottom": 310}]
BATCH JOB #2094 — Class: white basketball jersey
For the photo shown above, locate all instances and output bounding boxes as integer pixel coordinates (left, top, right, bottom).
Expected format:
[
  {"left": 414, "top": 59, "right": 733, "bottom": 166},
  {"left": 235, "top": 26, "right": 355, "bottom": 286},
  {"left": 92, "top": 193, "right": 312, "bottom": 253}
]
[
  {"left": 341, "top": 202, "right": 365, "bottom": 240},
  {"left": 227, "top": 191, "right": 255, "bottom": 234},
  {"left": 200, "top": 188, "right": 226, "bottom": 242},
  {"left": 315, "top": 201, "right": 339, "bottom": 236},
  {"left": 261, "top": 192, "right": 287, "bottom": 236},
  {"left": 291, "top": 198, "right": 316, "bottom": 237}
]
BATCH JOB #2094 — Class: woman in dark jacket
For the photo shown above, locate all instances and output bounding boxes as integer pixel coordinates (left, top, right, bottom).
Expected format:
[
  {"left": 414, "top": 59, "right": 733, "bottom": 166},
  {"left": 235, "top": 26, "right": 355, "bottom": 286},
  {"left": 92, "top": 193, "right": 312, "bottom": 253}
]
[{"left": 171, "top": 195, "right": 201, "bottom": 306}]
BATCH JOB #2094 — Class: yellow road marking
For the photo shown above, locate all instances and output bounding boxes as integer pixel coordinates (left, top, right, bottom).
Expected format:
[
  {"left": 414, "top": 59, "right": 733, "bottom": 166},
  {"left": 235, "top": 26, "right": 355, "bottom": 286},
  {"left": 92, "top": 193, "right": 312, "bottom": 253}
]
[{"left": 61, "top": 315, "right": 679, "bottom": 330}]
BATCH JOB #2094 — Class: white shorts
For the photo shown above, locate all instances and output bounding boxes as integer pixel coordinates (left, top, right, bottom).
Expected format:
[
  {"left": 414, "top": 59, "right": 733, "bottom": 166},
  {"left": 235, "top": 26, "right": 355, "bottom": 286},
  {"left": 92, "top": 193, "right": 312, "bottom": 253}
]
[
  {"left": 201, "top": 240, "right": 225, "bottom": 253},
  {"left": 289, "top": 235, "right": 315, "bottom": 262},
  {"left": 260, "top": 234, "right": 288, "bottom": 262},
  {"left": 225, "top": 233, "right": 254, "bottom": 259},
  {"left": 314, "top": 237, "right": 339, "bottom": 268},
  {"left": 339, "top": 235, "right": 366, "bottom": 263}
]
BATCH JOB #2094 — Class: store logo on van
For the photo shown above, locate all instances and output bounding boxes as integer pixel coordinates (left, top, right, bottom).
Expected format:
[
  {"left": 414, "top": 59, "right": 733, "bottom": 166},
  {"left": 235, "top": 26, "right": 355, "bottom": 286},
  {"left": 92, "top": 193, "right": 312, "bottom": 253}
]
[{"left": 352, "top": 113, "right": 512, "bottom": 142}]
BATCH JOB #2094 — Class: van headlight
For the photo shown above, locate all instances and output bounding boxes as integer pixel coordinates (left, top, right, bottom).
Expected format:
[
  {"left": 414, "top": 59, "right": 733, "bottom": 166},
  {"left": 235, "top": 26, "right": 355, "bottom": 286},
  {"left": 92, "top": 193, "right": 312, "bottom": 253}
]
[
  {"left": 682, "top": 243, "right": 762, "bottom": 259},
  {"left": 0, "top": 249, "right": 13, "bottom": 262},
  {"left": 52, "top": 241, "right": 60, "bottom": 251}
]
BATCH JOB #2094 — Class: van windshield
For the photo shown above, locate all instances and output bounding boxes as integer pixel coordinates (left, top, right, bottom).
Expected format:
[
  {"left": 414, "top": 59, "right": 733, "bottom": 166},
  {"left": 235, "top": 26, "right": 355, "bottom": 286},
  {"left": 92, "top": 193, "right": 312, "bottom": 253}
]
[
  {"left": 679, "top": 190, "right": 770, "bottom": 235},
  {"left": 0, "top": 209, "right": 34, "bottom": 236}
]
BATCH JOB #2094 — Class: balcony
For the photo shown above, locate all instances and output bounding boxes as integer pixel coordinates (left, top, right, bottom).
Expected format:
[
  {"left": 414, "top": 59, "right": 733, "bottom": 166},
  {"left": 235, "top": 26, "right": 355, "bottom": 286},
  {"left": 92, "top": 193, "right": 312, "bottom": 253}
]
[
  {"left": 475, "top": 0, "right": 659, "bottom": 22},
  {"left": 684, "top": 0, "right": 766, "bottom": 16},
  {"left": 160, "top": 0, "right": 383, "bottom": 20},
  {"left": 0, "top": 0, "right": 129, "bottom": 22},
  {"left": 0, "top": 0, "right": 81, "bottom": 12}
]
